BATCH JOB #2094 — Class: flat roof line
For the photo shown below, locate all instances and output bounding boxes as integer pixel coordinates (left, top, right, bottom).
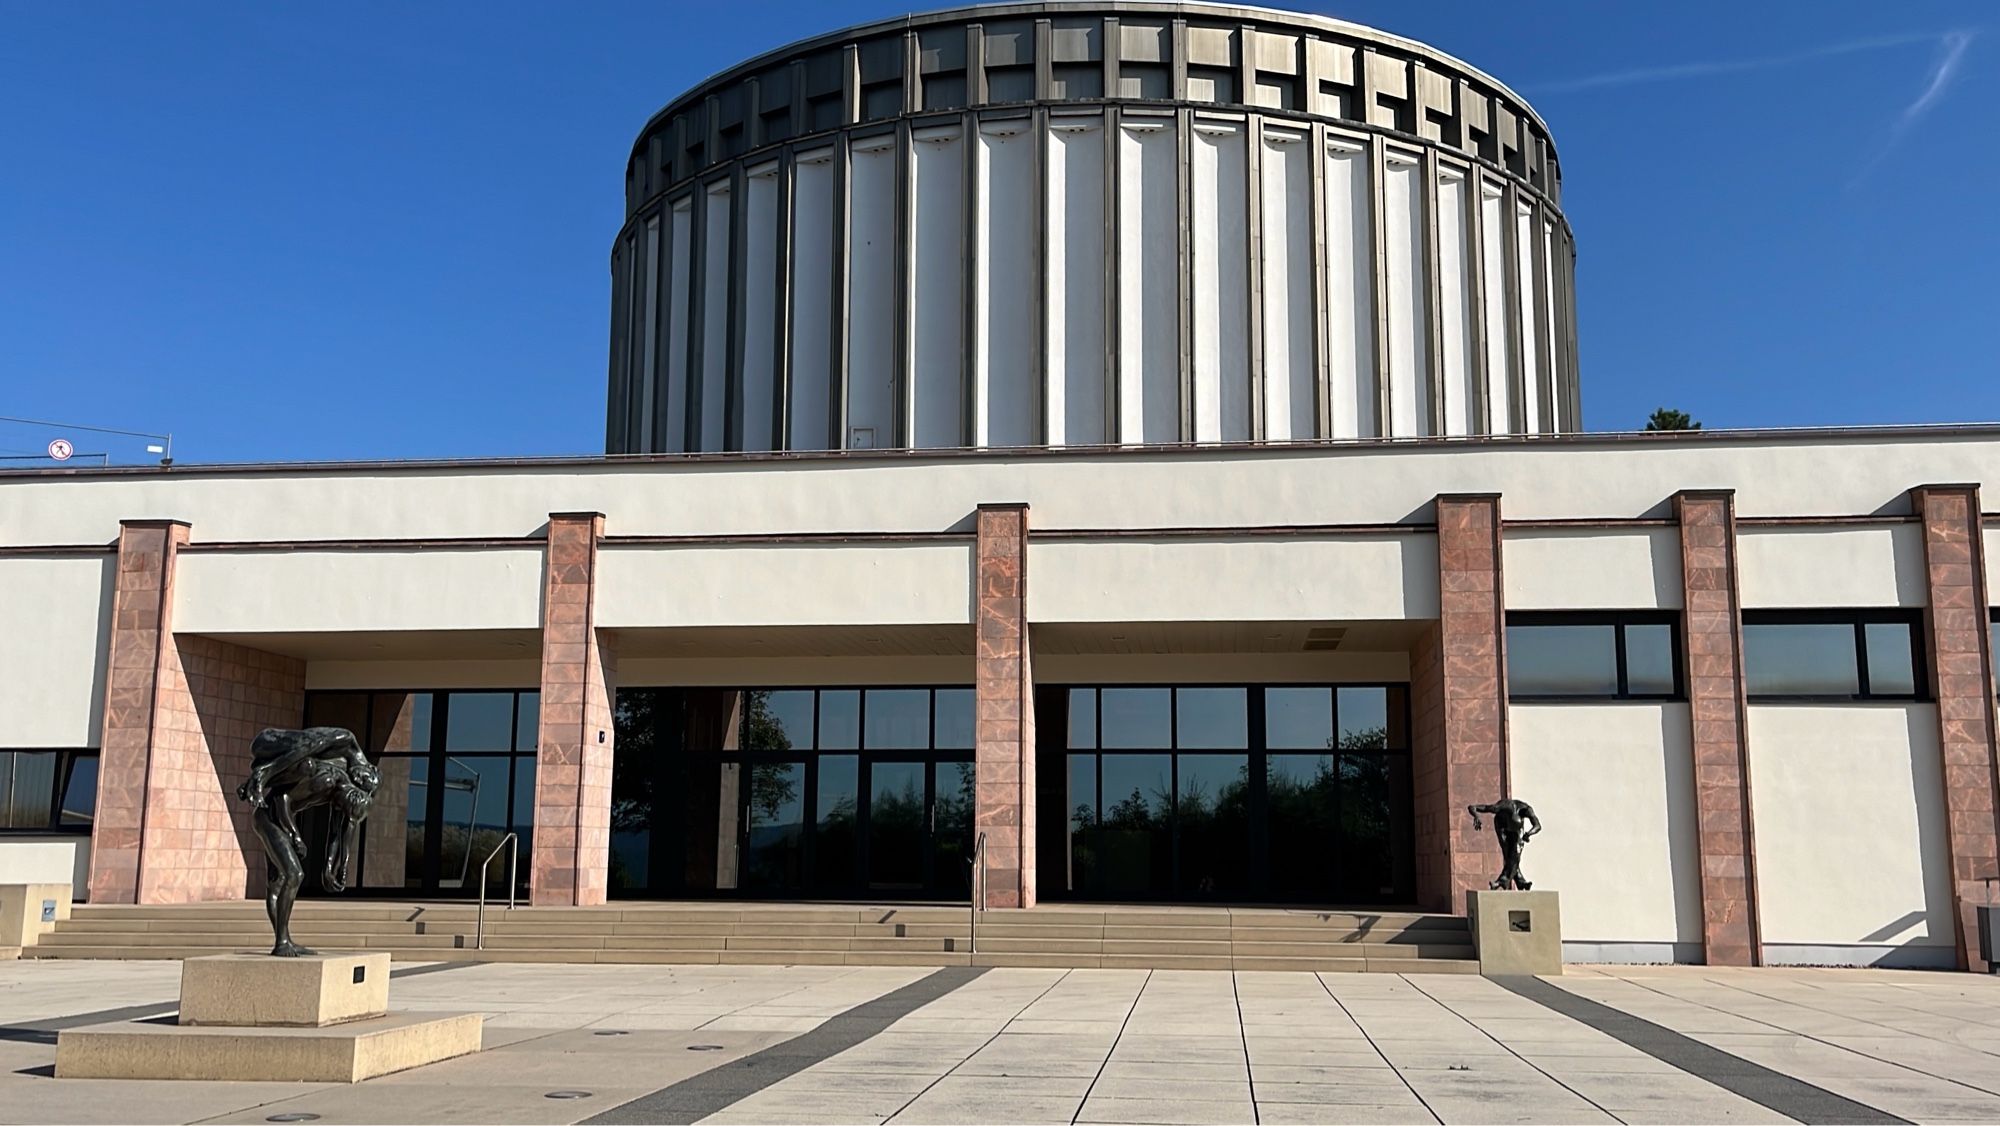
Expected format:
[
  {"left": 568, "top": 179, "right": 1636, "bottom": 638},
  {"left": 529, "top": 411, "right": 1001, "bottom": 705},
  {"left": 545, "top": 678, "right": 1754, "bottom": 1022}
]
[{"left": 3, "top": 422, "right": 1998, "bottom": 481}]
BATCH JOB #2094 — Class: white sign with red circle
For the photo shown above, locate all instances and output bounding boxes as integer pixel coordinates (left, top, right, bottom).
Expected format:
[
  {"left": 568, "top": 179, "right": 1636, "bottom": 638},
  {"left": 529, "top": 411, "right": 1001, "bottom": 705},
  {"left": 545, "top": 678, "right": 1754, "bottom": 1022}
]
[{"left": 46, "top": 439, "right": 73, "bottom": 462}]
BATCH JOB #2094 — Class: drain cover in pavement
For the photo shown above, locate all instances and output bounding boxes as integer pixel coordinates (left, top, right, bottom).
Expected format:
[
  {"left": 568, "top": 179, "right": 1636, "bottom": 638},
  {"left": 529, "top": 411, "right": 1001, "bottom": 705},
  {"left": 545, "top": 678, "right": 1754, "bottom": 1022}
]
[
  {"left": 687, "top": 1044, "right": 726, "bottom": 1051},
  {"left": 267, "top": 1115, "right": 321, "bottom": 1123},
  {"left": 545, "top": 1091, "right": 594, "bottom": 1100}
]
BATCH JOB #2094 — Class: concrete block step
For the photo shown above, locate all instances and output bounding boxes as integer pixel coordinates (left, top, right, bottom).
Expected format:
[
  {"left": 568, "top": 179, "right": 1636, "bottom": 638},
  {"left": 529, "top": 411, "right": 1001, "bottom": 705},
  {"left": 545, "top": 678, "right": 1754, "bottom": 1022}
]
[
  {"left": 1231, "top": 956, "right": 1369, "bottom": 972},
  {"left": 1097, "top": 953, "right": 1236, "bottom": 970},
  {"left": 1230, "top": 941, "right": 1475, "bottom": 960},
  {"left": 960, "top": 936, "right": 1101, "bottom": 955},
  {"left": 972, "top": 952, "right": 1102, "bottom": 968},
  {"left": 1092, "top": 924, "right": 1232, "bottom": 941},
  {"left": 1099, "top": 939, "right": 1234, "bottom": 957}
]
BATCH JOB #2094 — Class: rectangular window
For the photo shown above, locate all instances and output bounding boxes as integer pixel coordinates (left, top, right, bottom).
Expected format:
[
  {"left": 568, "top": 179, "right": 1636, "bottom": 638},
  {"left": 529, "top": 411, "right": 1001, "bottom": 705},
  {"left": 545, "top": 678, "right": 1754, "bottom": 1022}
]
[
  {"left": 1742, "top": 611, "right": 1925, "bottom": 701},
  {"left": 1505, "top": 612, "right": 1682, "bottom": 700},
  {"left": 1053, "top": 685, "right": 1412, "bottom": 904},
  {"left": 0, "top": 750, "right": 99, "bottom": 832}
]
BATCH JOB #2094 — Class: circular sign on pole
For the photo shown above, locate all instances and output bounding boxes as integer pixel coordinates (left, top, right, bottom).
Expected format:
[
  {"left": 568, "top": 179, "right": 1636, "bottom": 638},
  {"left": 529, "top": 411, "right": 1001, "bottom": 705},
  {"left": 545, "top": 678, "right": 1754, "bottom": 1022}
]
[{"left": 46, "top": 439, "right": 73, "bottom": 462}]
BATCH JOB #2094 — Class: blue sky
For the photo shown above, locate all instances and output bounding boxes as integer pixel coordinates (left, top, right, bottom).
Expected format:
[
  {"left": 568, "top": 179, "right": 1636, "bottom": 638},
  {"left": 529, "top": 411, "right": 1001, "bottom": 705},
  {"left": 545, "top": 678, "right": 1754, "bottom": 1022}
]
[{"left": 1, "top": 1, "right": 1993, "bottom": 464}]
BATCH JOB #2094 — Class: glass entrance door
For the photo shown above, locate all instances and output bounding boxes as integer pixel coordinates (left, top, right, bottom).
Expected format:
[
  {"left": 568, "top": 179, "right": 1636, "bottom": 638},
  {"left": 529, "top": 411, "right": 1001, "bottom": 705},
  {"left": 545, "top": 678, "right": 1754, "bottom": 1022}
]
[
  {"left": 864, "top": 760, "right": 928, "bottom": 891},
  {"left": 859, "top": 758, "right": 977, "bottom": 896}
]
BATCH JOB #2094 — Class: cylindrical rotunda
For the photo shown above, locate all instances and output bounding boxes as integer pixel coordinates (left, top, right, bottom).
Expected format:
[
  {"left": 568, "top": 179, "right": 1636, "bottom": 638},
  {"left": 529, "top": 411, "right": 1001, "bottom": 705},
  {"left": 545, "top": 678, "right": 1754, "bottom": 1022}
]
[{"left": 606, "top": 2, "right": 1577, "bottom": 454}]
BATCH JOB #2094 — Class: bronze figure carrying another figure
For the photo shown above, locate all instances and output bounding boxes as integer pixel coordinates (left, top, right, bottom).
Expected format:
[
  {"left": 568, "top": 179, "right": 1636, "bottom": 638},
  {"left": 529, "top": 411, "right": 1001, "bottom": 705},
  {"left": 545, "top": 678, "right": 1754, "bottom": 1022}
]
[
  {"left": 1468, "top": 798, "right": 1542, "bottom": 891},
  {"left": 237, "top": 727, "right": 380, "bottom": 956}
]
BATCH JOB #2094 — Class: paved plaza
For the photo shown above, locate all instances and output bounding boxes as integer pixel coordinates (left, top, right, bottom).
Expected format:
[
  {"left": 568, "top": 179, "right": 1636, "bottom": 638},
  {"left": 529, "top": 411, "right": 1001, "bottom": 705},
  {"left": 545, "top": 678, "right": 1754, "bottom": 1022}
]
[{"left": 5, "top": 961, "right": 2000, "bottom": 1124}]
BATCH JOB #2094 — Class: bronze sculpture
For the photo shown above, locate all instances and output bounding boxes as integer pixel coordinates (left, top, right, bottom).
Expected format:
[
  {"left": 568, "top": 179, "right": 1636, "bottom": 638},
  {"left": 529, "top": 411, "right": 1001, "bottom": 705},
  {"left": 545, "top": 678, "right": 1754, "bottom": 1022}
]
[
  {"left": 237, "top": 727, "right": 380, "bottom": 956},
  {"left": 1468, "top": 798, "right": 1541, "bottom": 891}
]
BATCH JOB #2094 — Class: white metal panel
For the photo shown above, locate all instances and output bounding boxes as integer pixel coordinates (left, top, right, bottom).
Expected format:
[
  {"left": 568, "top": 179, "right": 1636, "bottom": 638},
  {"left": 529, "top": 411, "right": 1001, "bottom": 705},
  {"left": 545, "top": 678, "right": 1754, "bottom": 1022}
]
[
  {"left": 700, "top": 183, "right": 732, "bottom": 450},
  {"left": 0, "top": 556, "right": 110, "bottom": 747},
  {"left": 1737, "top": 525, "right": 1926, "bottom": 608},
  {"left": 1259, "top": 127, "right": 1313, "bottom": 441},
  {"left": 1505, "top": 529, "right": 1684, "bottom": 610},
  {"left": 1046, "top": 116, "right": 1107, "bottom": 445},
  {"left": 1512, "top": 704, "right": 1703, "bottom": 946},
  {"left": 977, "top": 120, "right": 1040, "bottom": 447},
  {"left": 638, "top": 218, "right": 660, "bottom": 449},
  {"left": 1542, "top": 217, "right": 1561, "bottom": 432},
  {"left": 1749, "top": 704, "right": 1953, "bottom": 951},
  {"left": 739, "top": 168, "right": 780, "bottom": 451},
  {"left": 1190, "top": 121, "right": 1250, "bottom": 444},
  {"left": 846, "top": 139, "right": 899, "bottom": 449},
  {"left": 1323, "top": 139, "right": 1374, "bottom": 439},
  {"left": 1436, "top": 170, "right": 1474, "bottom": 436},
  {"left": 1118, "top": 119, "right": 1180, "bottom": 444},
  {"left": 1515, "top": 200, "right": 1541, "bottom": 433},
  {"left": 1383, "top": 151, "right": 1430, "bottom": 438},
  {"left": 665, "top": 202, "right": 693, "bottom": 452},
  {"left": 788, "top": 152, "right": 836, "bottom": 451},
  {"left": 911, "top": 126, "right": 966, "bottom": 448},
  {"left": 175, "top": 550, "right": 546, "bottom": 634},
  {"left": 1480, "top": 184, "right": 1510, "bottom": 434},
  {"left": 597, "top": 543, "right": 974, "bottom": 627},
  {"left": 1030, "top": 535, "right": 1440, "bottom": 622}
]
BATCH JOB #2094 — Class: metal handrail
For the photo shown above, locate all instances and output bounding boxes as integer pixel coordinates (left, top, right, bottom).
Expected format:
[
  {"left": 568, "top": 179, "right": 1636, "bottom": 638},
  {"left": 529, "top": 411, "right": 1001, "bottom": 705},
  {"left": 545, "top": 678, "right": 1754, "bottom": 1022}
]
[
  {"left": 969, "top": 831, "right": 987, "bottom": 956},
  {"left": 474, "top": 832, "right": 518, "bottom": 951}
]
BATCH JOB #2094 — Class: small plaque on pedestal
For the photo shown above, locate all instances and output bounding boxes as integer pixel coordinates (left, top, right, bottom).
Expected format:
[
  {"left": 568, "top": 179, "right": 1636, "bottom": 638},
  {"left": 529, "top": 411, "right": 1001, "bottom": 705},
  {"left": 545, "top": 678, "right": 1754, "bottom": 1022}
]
[
  {"left": 180, "top": 952, "right": 390, "bottom": 1027},
  {"left": 1467, "top": 889, "right": 1563, "bottom": 976}
]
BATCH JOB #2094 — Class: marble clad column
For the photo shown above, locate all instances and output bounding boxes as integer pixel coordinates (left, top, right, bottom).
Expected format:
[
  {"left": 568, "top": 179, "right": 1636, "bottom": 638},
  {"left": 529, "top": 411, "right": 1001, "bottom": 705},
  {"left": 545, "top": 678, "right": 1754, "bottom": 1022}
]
[
  {"left": 89, "top": 521, "right": 190, "bottom": 904},
  {"left": 90, "top": 520, "right": 305, "bottom": 905},
  {"left": 531, "top": 512, "right": 615, "bottom": 907},
  {"left": 1911, "top": 485, "right": 2000, "bottom": 971},
  {"left": 1411, "top": 495, "right": 1509, "bottom": 914},
  {"left": 1675, "top": 489, "right": 1760, "bottom": 967},
  {"left": 974, "top": 503, "right": 1034, "bottom": 908}
]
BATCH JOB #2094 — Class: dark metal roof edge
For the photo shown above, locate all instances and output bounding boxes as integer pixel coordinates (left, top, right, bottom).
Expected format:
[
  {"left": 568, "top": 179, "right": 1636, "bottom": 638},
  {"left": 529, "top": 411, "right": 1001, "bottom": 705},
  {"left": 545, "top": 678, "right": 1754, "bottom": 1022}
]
[
  {"left": 626, "top": 1, "right": 1555, "bottom": 162},
  {"left": 4, "top": 424, "right": 2000, "bottom": 483}
]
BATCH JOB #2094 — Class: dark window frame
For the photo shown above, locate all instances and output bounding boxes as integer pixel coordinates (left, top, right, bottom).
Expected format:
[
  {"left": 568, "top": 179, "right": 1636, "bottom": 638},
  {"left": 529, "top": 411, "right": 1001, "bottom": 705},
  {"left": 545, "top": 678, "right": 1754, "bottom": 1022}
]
[
  {"left": 1741, "top": 609, "right": 1928, "bottom": 703},
  {"left": 1505, "top": 611, "right": 1684, "bottom": 703},
  {"left": 0, "top": 748, "right": 99, "bottom": 835}
]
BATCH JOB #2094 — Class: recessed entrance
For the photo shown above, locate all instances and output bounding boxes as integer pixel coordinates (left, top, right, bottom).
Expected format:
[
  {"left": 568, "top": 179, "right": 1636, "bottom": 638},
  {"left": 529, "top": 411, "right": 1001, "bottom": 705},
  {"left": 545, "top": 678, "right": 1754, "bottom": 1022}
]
[{"left": 611, "top": 687, "right": 975, "bottom": 900}]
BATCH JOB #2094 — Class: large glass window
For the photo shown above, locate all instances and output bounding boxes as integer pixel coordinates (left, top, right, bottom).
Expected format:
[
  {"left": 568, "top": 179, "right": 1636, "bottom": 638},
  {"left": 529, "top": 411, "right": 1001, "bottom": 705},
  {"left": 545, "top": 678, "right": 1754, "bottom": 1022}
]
[
  {"left": 609, "top": 686, "right": 975, "bottom": 900},
  {"left": 0, "top": 750, "right": 97, "bottom": 831},
  {"left": 1742, "top": 612, "right": 1925, "bottom": 700},
  {"left": 1506, "top": 613, "right": 1682, "bottom": 700},
  {"left": 1054, "top": 685, "right": 1412, "bottom": 904},
  {"left": 302, "top": 690, "right": 540, "bottom": 896}
]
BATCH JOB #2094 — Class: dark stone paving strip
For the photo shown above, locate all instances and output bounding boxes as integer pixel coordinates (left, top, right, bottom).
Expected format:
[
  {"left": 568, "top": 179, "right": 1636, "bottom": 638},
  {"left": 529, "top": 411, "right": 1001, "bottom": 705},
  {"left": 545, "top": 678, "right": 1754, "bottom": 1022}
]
[
  {"left": 0, "top": 959, "right": 484, "bottom": 1044},
  {"left": 583, "top": 966, "right": 990, "bottom": 1126},
  {"left": 1494, "top": 975, "right": 1908, "bottom": 1126}
]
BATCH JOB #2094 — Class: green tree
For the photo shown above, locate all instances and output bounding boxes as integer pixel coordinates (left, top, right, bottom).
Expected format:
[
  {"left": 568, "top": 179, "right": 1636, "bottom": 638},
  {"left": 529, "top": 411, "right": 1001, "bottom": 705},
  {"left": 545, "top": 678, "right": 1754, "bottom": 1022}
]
[{"left": 1644, "top": 408, "right": 1701, "bottom": 432}]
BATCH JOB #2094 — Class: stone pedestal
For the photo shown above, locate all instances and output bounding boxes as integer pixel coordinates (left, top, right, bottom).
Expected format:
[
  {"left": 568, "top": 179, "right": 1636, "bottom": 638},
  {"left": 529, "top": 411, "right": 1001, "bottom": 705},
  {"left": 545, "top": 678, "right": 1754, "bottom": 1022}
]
[
  {"left": 56, "top": 953, "right": 481, "bottom": 1082},
  {"left": 181, "top": 952, "right": 390, "bottom": 1026},
  {"left": 0, "top": 882, "right": 72, "bottom": 955},
  {"left": 1468, "top": 890, "right": 1563, "bottom": 976}
]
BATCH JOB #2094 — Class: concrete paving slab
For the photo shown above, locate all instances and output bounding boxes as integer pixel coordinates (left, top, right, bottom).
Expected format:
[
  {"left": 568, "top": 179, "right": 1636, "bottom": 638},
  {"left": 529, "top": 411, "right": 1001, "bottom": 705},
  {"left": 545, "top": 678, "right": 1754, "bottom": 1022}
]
[
  {"left": 1075, "top": 1095, "right": 1257, "bottom": 1124},
  {"left": 1255, "top": 1100, "right": 1438, "bottom": 1125}
]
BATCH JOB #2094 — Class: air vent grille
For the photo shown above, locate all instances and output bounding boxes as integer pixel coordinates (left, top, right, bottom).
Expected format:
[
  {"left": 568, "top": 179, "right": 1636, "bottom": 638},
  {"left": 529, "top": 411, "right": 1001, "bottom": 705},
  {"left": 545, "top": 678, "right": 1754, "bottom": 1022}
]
[{"left": 1302, "top": 626, "right": 1348, "bottom": 651}]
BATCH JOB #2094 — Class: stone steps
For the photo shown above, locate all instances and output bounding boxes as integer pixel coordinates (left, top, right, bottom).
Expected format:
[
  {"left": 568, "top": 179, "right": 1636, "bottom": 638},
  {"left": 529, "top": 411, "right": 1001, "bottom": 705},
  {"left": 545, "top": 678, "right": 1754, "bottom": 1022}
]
[{"left": 34, "top": 902, "right": 1476, "bottom": 972}]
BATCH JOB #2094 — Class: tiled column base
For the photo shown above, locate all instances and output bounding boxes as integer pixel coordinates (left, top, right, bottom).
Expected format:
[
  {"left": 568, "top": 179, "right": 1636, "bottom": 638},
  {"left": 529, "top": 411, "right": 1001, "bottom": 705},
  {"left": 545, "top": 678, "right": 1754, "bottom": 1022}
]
[
  {"left": 1912, "top": 485, "right": 2000, "bottom": 971},
  {"left": 975, "top": 504, "right": 1034, "bottom": 909},
  {"left": 532, "top": 512, "right": 615, "bottom": 907},
  {"left": 1675, "top": 490, "right": 1760, "bottom": 967}
]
